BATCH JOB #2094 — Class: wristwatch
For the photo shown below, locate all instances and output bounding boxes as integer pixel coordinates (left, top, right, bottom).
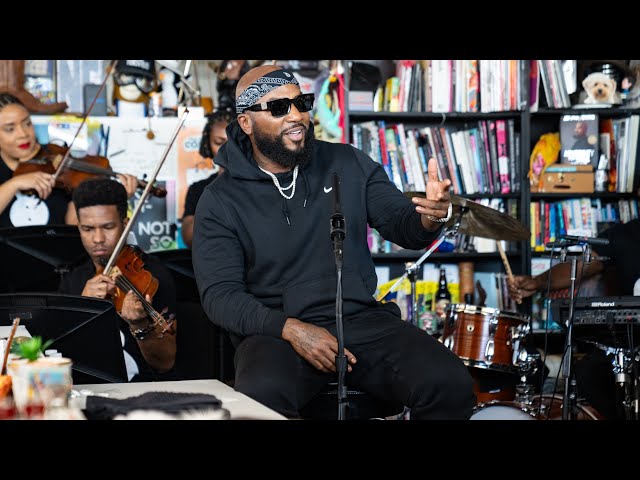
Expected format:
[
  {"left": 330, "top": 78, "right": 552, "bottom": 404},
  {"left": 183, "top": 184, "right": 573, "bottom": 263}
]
[
  {"left": 129, "top": 318, "right": 156, "bottom": 341},
  {"left": 426, "top": 202, "right": 453, "bottom": 223}
]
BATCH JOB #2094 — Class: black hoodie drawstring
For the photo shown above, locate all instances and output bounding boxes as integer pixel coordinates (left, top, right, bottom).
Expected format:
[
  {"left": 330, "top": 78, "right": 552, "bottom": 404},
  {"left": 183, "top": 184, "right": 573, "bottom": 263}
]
[
  {"left": 300, "top": 168, "right": 309, "bottom": 208},
  {"left": 280, "top": 167, "right": 309, "bottom": 226},
  {"left": 282, "top": 197, "right": 290, "bottom": 226}
]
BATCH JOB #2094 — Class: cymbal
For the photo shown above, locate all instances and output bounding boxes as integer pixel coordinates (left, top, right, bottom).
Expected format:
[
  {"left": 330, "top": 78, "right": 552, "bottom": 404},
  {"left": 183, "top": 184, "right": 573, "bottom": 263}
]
[{"left": 404, "top": 193, "right": 530, "bottom": 241}]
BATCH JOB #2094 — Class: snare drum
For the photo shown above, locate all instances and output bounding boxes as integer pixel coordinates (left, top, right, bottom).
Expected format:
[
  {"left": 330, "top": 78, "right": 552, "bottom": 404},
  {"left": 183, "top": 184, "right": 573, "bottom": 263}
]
[
  {"left": 470, "top": 395, "right": 603, "bottom": 420},
  {"left": 443, "top": 304, "right": 529, "bottom": 373},
  {"left": 468, "top": 366, "right": 517, "bottom": 404}
]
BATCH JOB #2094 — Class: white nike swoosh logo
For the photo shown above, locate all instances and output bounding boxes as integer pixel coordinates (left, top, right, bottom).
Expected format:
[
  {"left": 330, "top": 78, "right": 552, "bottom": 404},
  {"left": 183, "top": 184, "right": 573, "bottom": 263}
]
[{"left": 324, "top": 186, "right": 332, "bottom": 193}]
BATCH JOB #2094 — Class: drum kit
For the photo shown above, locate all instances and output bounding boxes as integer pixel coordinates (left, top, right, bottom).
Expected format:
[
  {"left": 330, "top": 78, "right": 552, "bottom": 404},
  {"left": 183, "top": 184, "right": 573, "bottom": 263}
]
[{"left": 396, "top": 193, "right": 616, "bottom": 420}]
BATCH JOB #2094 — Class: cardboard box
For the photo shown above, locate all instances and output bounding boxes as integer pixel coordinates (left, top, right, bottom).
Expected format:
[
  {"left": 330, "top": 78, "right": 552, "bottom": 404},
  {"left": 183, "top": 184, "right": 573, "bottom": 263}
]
[{"left": 539, "top": 165, "right": 594, "bottom": 193}]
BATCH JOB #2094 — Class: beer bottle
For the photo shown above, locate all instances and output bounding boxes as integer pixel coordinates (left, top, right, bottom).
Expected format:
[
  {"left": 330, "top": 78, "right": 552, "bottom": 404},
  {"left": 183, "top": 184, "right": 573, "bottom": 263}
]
[{"left": 434, "top": 267, "right": 452, "bottom": 317}]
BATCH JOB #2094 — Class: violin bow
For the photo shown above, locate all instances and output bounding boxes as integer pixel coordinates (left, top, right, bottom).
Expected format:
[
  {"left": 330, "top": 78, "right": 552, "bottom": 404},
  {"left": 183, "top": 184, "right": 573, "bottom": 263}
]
[
  {"left": 50, "top": 60, "right": 117, "bottom": 186},
  {"left": 102, "top": 108, "right": 189, "bottom": 275},
  {"left": 177, "top": 60, "right": 199, "bottom": 105}
]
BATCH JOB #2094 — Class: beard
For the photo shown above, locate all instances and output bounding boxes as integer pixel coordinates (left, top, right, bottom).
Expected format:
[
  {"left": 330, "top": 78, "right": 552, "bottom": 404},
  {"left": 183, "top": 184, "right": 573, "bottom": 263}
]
[{"left": 253, "top": 123, "right": 314, "bottom": 169}]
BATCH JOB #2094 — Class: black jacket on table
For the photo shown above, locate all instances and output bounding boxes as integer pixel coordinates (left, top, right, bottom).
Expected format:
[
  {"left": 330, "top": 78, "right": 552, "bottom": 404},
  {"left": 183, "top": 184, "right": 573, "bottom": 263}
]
[
  {"left": 193, "top": 121, "right": 443, "bottom": 339},
  {"left": 58, "top": 254, "right": 179, "bottom": 382}
]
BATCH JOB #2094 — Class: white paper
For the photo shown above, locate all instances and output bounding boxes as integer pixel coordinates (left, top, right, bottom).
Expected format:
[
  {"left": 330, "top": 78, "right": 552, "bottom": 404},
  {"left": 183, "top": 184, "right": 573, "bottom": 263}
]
[
  {"left": 375, "top": 266, "right": 390, "bottom": 287},
  {"left": 100, "top": 117, "right": 181, "bottom": 180}
]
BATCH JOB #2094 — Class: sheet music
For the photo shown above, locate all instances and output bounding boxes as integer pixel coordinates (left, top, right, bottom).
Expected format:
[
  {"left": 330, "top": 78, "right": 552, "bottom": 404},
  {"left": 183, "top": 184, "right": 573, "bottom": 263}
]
[{"left": 0, "top": 326, "right": 31, "bottom": 339}]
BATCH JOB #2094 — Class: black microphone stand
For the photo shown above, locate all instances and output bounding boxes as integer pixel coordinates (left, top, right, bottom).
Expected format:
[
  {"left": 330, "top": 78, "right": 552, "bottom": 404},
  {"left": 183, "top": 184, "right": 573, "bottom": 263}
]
[
  {"left": 545, "top": 236, "right": 610, "bottom": 420},
  {"left": 330, "top": 207, "right": 347, "bottom": 420},
  {"left": 559, "top": 243, "right": 579, "bottom": 420},
  {"left": 558, "top": 242, "right": 595, "bottom": 420}
]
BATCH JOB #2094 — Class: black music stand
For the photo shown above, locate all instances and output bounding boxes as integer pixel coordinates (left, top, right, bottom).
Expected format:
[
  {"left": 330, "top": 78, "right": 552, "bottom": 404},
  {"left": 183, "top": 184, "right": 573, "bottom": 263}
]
[
  {"left": 0, "top": 225, "right": 86, "bottom": 293},
  {"left": 0, "top": 293, "right": 127, "bottom": 384}
]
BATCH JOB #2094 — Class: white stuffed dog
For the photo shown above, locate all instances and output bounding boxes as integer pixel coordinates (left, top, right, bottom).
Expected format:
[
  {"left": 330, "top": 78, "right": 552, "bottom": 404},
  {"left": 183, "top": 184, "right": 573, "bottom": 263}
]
[{"left": 582, "top": 72, "right": 620, "bottom": 104}]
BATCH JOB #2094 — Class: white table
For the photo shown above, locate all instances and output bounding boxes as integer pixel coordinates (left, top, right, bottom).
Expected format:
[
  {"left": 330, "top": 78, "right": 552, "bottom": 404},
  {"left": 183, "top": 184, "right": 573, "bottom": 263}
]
[{"left": 72, "top": 379, "right": 287, "bottom": 420}]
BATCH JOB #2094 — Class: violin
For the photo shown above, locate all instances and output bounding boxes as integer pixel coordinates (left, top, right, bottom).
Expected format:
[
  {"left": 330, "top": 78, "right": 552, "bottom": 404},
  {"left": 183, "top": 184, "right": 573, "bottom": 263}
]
[
  {"left": 100, "top": 108, "right": 189, "bottom": 340},
  {"left": 100, "top": 245, "right": 175, "bottom": 337},
  {"left": 13, "top": 143, "right": 167, "bottom": 198}
]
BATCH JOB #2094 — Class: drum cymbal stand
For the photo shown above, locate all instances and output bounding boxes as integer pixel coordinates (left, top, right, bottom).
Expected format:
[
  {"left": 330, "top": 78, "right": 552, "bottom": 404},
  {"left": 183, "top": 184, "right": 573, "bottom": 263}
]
[
  {"left": 514, "top": 349, "right": 538, "bottom": 405},
  {"left": 379, "top": 208, "right": 466, "bottom": 326}
]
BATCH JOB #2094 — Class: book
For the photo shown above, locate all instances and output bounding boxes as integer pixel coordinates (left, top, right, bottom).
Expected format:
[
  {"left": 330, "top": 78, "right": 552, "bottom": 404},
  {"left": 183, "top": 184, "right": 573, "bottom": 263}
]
[{"left": 559, "top": 113, "right": 599, "bottom": 167}]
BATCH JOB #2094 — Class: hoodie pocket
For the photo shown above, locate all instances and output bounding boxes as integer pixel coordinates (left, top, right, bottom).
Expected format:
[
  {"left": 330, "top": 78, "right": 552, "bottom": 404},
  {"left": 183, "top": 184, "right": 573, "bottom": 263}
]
[{"left": 282, "top": 270, "right": 376, "bottom": 319}]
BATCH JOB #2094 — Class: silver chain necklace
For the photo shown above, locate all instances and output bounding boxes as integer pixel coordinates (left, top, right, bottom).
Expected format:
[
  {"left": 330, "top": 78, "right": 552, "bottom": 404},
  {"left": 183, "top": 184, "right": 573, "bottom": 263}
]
[{"left": 258, "top": 164, "right": 299, "bottom": 200}]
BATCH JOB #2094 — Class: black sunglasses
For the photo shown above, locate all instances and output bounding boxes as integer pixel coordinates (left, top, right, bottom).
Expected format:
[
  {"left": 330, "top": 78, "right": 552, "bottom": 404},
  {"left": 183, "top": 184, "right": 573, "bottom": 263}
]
[{"left": 243, "top": 93, "right": 315, "bottom": 117}]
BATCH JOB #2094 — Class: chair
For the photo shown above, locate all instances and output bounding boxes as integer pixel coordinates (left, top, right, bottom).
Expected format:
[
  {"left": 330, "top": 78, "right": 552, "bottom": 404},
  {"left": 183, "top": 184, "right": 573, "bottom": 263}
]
[
  {"left": 300, "top": 382, "right": 406, "bottom": 420},
  {"left": 174, "top": 300, "right": 236, "bottom": 382},
  {"left": 152, "top": 250, "right": 236, "bottom": 382}
]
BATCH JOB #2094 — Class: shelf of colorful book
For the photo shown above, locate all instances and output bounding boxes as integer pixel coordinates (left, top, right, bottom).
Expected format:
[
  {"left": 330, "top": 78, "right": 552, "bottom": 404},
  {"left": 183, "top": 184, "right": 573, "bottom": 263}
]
[
  {"left": 458, "top": 193, "right": 520, "bottom": 200},
  {"left": 372, "top": 251, "right": 521, "bottom": 261},
  {"left": 531, "top": 192, "right": 637, "bottom": 200},
  {"left": 349, "top": 111, "right": 523, "bottom": 121},
  {"left": 533, "top": 107, "right": 640, "bottom": 118}
]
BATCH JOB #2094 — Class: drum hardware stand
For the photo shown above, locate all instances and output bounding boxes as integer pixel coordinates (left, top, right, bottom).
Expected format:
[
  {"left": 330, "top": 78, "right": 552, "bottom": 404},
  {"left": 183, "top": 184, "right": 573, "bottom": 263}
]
[
  {"left": 514, "top": 350, "right": 539, "bottom": 405},
  {"left": 610, "top": 346, "right": 636, "bottom": 420},
  {"left": 405, "top": 261, "right": 420, "bottom": 327},
  {"left": 379, "top": 207, "right": 467, "bottom": 326},
  {"left": 634, "top": 352, "right": 640, "bottom": 420},
  {"left": 585, "top": 340, "right": 638, "bottom": 420}
]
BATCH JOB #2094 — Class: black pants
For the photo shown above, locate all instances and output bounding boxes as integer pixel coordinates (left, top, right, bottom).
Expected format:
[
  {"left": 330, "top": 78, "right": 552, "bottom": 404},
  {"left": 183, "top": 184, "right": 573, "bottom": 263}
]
[{"left": 232, "top": 303, "right": 475, "bottom": 419}]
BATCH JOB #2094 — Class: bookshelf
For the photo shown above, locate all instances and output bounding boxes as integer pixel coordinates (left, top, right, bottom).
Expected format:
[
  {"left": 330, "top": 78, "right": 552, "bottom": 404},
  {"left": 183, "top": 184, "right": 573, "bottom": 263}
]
[
  {"left": 344, "top": 61, "right": 530, "bottom": 277},
  {"left": 342, "top": 59, "right": 640, "bottom": 320}
]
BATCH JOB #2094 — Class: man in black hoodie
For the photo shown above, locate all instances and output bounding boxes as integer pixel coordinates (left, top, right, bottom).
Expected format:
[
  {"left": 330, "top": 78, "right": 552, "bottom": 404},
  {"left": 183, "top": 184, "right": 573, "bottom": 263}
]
[{"left": 193, "top": 65, "right": 474, "bottom": 419}]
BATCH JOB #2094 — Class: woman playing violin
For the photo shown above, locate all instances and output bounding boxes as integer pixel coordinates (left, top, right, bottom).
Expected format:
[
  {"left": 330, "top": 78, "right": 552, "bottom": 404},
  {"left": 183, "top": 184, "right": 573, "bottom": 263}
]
[
  {"left": 58, "top": 177, "right": 178, "bottom": 381},
  {"left": 0, "top": 92, "right": 138, "bottom": 227}
]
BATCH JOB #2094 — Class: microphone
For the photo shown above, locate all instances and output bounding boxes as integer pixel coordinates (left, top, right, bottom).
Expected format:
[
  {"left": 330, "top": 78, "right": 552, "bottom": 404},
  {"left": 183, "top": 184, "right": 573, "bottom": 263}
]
[
  {"left": 544, "top": 240, "right": 608, "bottom": 250},
  {"left": 332, "top": 172, "right": 341, "bottom": 218},
  {"left": 559, "top": 235, "right": 609, "bottom": 246},
  {"left": 545, "top": 240, "right": 578, "bottom": 249},
  {"left": 330, "top": 173, "right": 345, "bottom": 242},
  {"left": 329, "top": 173, "right": 346, "bottom": 270}
]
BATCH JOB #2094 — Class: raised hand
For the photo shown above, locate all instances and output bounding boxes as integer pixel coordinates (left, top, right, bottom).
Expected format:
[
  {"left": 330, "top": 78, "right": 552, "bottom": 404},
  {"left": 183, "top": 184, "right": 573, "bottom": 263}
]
[
  {"left": 508, "top": 275, "right": 540, "bottom": 304},
  {"left": 412, "top": 157, "right": 452, "bottom": 231}
]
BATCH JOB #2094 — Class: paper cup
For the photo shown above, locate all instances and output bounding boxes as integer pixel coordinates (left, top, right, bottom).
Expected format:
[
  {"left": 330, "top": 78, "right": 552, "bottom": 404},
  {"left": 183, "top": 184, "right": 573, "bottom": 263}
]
[{"left": 7, "top": 357, "right": 72, "bottom": 419}]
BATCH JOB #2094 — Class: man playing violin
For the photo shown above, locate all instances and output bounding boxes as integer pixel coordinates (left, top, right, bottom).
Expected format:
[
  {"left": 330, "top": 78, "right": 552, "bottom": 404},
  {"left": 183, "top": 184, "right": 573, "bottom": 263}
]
[
  {"left": 0, "top": 92, "right": 138, "bottom": 228},
  {"left": 59, "top": 177, "right": 178, "bottom": 382}
]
